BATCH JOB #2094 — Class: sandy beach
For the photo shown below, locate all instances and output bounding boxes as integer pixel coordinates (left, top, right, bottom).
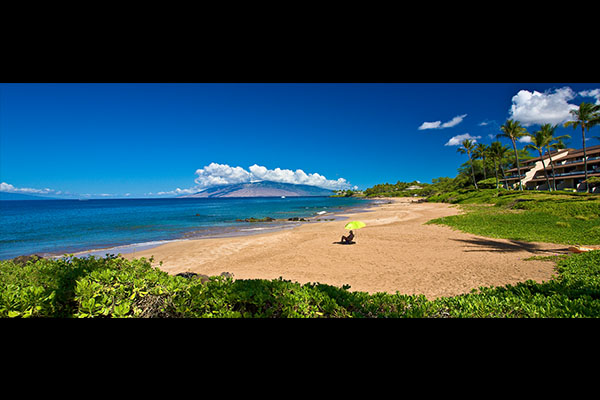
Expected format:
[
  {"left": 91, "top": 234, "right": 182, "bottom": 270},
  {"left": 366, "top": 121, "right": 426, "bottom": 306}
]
[{"left": 123, "top": 198, "right": 568, "bottom": 299}]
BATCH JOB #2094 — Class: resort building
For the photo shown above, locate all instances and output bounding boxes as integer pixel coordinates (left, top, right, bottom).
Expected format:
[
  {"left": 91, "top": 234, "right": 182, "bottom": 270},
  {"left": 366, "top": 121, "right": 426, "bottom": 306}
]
[{"left": 501, "top": 144, "right": 600, "bottom": 193}]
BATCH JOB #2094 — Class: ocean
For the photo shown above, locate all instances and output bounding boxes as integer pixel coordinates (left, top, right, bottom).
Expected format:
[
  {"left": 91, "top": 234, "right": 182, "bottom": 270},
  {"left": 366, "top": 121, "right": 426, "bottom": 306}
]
[{"left": 0, "top": 196, "right": 373, "bottom": 260}]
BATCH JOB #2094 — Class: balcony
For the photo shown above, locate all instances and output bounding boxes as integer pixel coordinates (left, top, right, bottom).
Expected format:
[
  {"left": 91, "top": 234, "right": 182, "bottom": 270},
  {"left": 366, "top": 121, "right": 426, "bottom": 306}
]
[
  {"left": 503, "top": 174, "right": 526, "bottom": 179},
  {"left": 556, "top": 155, "right": 600, "bottom": 167},
  {"left": 534, "top": 169, "right": 600, "bottom": 180}
]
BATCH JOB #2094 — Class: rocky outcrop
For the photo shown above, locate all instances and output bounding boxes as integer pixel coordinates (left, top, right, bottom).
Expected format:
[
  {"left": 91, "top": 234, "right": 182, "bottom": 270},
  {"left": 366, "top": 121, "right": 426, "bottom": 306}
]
[
  {"left": 11, "top": 254, "right": 44, "bottom": 266},
  {"left": 235, "top": 217, "right": 275, "bottom": 222},
  {"left": 175, "top": 271, "right": 234, "bottom": 283}
]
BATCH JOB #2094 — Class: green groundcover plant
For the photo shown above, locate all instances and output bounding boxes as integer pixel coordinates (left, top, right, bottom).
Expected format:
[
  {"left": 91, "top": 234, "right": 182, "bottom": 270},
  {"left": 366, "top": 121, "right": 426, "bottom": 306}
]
[
  {"left": 426, "top": 189, "right": 600, "bottom": 245},
  {"left": 2, "top": 250, "right": 599, "bottom": 318}
]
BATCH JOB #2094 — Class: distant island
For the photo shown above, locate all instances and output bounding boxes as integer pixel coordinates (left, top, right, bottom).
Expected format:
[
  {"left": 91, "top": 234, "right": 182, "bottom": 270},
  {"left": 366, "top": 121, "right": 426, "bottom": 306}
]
[
  {"left": 179, "top": 181, "right": 335, "bottom": 198},
  {"left": 0, "top": 192, "right": 58, "bottom": 201}
]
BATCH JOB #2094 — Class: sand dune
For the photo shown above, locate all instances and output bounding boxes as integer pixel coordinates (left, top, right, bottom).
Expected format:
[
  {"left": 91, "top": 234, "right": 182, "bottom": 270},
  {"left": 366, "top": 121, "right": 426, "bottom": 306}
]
[{"left": 124, "top": 198, "right": 565, "bottom": 299}]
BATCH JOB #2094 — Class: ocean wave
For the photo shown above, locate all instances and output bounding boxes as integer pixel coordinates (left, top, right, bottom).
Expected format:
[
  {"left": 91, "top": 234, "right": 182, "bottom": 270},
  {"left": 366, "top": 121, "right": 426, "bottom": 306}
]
[{"left": 239, "top": 227, "right": 277, "bottom": 232}]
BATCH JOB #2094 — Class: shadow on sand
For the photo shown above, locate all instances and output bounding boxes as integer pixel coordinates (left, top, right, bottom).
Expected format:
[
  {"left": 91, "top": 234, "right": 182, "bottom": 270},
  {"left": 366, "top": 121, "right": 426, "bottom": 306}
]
[
  {"left": 332, "top": 241, "right": 356, "bottom": 245},
  {"left": 450, "top": 237, "right": 570, "bottom": 255}
]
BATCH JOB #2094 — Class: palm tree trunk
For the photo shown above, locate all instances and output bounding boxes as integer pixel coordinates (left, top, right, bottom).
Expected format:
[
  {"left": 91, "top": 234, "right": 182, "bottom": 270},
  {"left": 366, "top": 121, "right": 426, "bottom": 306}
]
[
  {"left": 538, "top": 149, "right": 551, "bottom": 191},
  {"left": 546, "top": 148, "right": 557, "bottom": 191},
  {"left": 468, "top": 152, "right": 478, "bottom": 189},
  {"left": 582, "top": 125, "right": 589, "bottom": 193},
  {"left": 511, "top": 138, "right": 523, "bottom": 191},
  {"left": 493, "top": 157, "right": 499, "bottom": 189},
  {"left": 500, "top": 165, "right": 508, "bottom": 189},
  {"left": 482, "top": 155, "right": 487, "bottom": 180}
]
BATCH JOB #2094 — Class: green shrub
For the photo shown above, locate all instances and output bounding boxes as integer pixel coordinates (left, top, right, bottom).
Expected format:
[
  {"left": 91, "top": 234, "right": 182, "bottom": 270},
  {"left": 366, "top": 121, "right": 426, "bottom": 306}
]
[{"left": 2, "top": 251, "right": 599, "bottom": 318}]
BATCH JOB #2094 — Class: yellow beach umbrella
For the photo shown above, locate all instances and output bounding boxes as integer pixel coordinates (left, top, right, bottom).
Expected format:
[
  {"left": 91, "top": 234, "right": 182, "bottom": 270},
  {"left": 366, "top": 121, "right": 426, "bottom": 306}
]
[{"left": 344, "top": 221, "right": 366, "bottom": 230}]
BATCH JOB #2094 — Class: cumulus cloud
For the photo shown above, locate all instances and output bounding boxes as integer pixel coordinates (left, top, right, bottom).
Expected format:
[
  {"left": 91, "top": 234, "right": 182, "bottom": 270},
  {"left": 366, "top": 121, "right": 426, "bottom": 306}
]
[
  {"left": 186, "top": 162, "right": 352, "bottom": 191},
  {"left": 518, "top": 136, "right": 533, "bottom": 144},
  {"left": 419, "top": 114, "right": 467, "bottom": 130},
  {"left": 194, "top": 163, "right": 253, "bottom": 187},
  {"left": 509, "top": 87, "right": 578, "bottom": 126},
  {"left": 0, "top": 182, "right": 55, "bottom": 194},
  {"left": 580, "top": 89, "right": 600, "bottom": 105},
  {"left": 444, "top": 133, "right": 481, "bottom": 146},
  {"left": 156, "top": 187, "right": 198, "bottom": 196}
]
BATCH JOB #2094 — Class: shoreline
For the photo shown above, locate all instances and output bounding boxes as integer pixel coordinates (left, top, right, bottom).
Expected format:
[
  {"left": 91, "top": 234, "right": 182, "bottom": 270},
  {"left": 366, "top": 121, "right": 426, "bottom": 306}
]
[
  {"left": 122, "top": 197, "right": 564, "bottom": 299},
  {"left": 49, "top": 199, "right": 378, "bottom": 260}
]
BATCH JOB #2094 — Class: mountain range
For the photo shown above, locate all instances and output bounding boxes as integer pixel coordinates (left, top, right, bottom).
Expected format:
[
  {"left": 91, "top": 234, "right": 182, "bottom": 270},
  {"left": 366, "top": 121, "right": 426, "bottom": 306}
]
[
  {"left": 0, "top": 192, "right": 59, "bottom": 201},
  {"left": 180, "top": 181, "right": 334, "bottom": 198}
]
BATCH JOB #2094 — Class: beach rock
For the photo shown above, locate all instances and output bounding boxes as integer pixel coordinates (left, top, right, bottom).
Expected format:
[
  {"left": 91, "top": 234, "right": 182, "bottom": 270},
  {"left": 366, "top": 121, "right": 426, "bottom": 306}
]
[
  {"left": 11, "top": 254, "right": 44, "bottom": 266},
  {"left": 175, "top": 272, "right": 233, "bottom": 284},
  {"left": 176, "top": 272, "right": 198, "bottom": 279},
  {"left": 287, "top": 217, "right": 307, "bottom": 221},
  {"left": 176, "top": 272, "right": 211, "bottom": 284},
  {"left": 236, "top": 217, "right": 275, "bottom": 223}
]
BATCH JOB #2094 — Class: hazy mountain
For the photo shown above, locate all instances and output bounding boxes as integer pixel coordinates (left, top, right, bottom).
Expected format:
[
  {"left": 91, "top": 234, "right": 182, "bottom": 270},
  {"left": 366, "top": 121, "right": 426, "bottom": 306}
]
[
  {"left": 180, "top": 181, "right": 334, "bottom": 198},
  {"left": 0, "top": 192, "right": 59, "bottom": 201}
]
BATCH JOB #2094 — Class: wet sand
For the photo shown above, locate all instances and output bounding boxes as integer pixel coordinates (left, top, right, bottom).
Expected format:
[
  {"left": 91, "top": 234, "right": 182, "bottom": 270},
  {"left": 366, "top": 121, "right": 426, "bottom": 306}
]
[{"left": 123, "top": 197, "right": 567, "bottom": 299}]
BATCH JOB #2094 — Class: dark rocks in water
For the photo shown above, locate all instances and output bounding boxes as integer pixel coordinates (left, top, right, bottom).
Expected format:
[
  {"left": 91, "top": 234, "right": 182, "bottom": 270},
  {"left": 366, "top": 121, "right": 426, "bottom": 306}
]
[
  {"left": 236, "top": 217, "right": 275, "bottom": 223},
  {"left": 287, "top": 217, "right": 308, "bottom": 221},
  {"left": 11, "top": 254, "right": 44, "bottom": 266}
]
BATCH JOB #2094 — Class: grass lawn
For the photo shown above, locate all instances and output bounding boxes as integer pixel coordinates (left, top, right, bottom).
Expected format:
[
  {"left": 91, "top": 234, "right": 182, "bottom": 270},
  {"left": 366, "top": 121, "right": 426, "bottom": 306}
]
[{"left": 427, "top": 189, "right": 600, "bottom": 245}]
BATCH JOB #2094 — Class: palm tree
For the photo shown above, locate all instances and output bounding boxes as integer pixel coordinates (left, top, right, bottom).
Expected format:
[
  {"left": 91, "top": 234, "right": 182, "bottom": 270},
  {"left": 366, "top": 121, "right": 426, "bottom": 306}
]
[
  {"left": 489, "top": 141, "right": 504, "bottom": 189},
  {"left": 497, "top": 119, "right": 529, "bottom": 190},
  {"left": 564, "top": 102, "right": 600, "bottom": 192},
  {"left": 457, "top": 139, "right": 478, "bottom": 189},
  {"left": 473, "top": 143, "right": 488, "bottom": 180},
  {"left": 524, "top": 129, "right": 553, "bottom": 191},
  {"left": 540, "top": 124, "right": 570, "bottom": 191},
  {"left": 490, "top": 141, "right": 511, "bottom": 189}
]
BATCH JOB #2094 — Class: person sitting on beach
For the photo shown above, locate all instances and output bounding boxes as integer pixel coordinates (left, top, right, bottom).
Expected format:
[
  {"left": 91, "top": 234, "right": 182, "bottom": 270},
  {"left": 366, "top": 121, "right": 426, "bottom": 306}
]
[{"left": 341, "top": 230, "right": 355, "bottom": 244}]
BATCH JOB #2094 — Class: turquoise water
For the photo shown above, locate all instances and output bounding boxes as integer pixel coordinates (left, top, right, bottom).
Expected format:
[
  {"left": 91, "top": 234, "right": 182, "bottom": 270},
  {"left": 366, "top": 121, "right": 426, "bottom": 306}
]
[{"left": 0, "top": 196, "right": 372, "bottom": 260}]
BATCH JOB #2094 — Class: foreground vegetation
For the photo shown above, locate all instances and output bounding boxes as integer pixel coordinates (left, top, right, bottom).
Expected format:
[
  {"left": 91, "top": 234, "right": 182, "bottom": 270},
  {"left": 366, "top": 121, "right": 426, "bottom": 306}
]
[
  {"left": 2, "top": 250, "right": 599, "bottom": 318},
  {"left": 426, "top": 189, "right": 600, "bottom": 245}
]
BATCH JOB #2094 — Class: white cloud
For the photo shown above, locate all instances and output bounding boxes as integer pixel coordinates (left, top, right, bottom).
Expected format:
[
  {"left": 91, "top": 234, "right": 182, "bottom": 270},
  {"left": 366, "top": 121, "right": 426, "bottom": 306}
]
[
  {"left": 171, "top": 162, "right": 353, "bottom": 192},
  {"left": 0, "top": 182, "right": 55, "bottom": 194},
  {"left": 156, "top": 187, "right": 199, "bottom": 196},
  {"left": 579, "top": 89, "right": 600, "bottom": 105},
  {"left": 518, "top": 136, "right": 533, "bottom": 143},
  {"left": 441, "top": 114, "right": 467, "bottom": 128},
  {"left": 509, "top": 87, "right": 578, "bottom": 126},
  {"left": 418, "top": 120, "right": 441, "bottom": 130},
  {"left": 247, "top": 164, "right": 348, "bottom": 189},
  {"left": 444, "top": 133, "right": 481, "bottom": 146},
  {"left": 194, "top": 163, "right": 252, "bottom": 187},
  {"left": 419, "top": 114, "right": 467, "bottom": 130}
]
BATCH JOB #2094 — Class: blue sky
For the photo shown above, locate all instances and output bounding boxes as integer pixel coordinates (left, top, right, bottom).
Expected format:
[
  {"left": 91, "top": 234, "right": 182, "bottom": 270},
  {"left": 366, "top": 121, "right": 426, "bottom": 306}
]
[{"left": 1, "top": 83, "right": 599, "bottom": 198}]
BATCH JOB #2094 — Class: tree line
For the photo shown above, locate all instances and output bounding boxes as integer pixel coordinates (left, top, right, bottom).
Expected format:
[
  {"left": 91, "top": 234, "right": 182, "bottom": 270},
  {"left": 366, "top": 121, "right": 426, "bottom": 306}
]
[{"left": 457, "top": 102, "right": 600, "bottom": 192}]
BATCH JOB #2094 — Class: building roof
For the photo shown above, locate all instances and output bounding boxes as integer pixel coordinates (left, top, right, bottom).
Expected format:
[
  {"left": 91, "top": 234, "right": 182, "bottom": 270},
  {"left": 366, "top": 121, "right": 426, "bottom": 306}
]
[
  {"left": 559, "top": 144, "right": 600, "bottom": 159},
  {"left": 505, "top": 145, "right": 600, "bottom": 173},
  {"left": 521, "top": 148, "right": 569, "bottom": 165}
]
